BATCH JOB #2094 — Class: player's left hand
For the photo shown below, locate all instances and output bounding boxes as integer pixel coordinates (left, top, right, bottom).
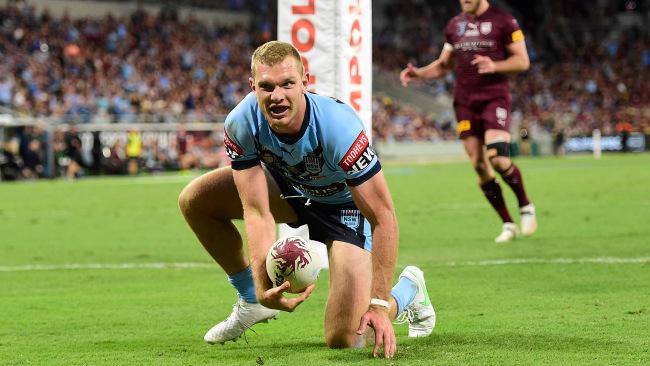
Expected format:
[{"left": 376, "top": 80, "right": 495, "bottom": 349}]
[
  {"left": 356, "top": 306, "right": 396, "bottom": 358},
  {"left": 471, "top": 55, "right": 496, "bottom": 74}
]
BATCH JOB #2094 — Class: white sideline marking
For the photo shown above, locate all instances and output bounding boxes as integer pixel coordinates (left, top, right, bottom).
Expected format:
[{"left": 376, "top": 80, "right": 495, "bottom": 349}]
[
  {"left": 0, "top": 262, "right": 215, "bottom": 272},
  {"left": 0, "top": 257, "right": 648, "bottom": 273},
  {"left": 445, "top": 257, "right": 650, "bottom": 266}
]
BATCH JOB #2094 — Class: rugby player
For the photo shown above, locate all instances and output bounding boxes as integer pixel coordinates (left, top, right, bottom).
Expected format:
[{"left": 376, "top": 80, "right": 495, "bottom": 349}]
[
  {"left": 179, "top": 41, "right": 436, "bottom": 358},
  {"left": 400, "top": 0, "right": 537, "bottom": 242}
]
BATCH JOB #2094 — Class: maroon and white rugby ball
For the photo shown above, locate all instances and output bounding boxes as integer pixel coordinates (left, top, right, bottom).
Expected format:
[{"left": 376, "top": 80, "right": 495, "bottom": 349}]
[{"left": 266, "top": 236, "right": 322, "bottom": 293}]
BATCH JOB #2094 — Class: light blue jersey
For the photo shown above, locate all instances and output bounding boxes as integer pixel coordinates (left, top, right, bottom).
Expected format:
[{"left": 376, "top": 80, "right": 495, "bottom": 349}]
[{"left": 224, "top": 92, "right": 380, "bottom": 205}]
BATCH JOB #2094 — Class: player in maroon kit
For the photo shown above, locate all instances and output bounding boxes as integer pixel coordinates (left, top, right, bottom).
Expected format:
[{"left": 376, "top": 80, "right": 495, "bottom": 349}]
[{"left": 400, "top": 0, "right": 537, "bottom": 242}]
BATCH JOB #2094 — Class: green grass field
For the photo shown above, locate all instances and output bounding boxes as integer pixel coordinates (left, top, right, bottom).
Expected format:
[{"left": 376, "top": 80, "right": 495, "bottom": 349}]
[{"left": 1, "top": 154, "right": 649, "bottom": 365}]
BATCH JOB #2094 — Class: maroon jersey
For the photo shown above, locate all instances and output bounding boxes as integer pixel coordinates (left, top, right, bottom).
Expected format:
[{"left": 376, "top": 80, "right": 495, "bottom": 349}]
[{"left": 445, "top": 5, "right": 524, "bottom": 99}]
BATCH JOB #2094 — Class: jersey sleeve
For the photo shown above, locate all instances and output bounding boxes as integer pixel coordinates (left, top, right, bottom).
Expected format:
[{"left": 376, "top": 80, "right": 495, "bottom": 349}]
[
  {"left": 223, "top": 110, "right": 260, "bottom": 170},
  {"left": 503, "top": 13, "right": 524, "bottom": 45},
  {"left": 327, "top": 103, "right": 381, "bottom": 186}
]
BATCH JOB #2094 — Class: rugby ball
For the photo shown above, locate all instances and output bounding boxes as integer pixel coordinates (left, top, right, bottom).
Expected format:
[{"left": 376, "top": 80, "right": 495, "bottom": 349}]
[{"left": 265, "top": 236, "right": 322, "bottom": 293}]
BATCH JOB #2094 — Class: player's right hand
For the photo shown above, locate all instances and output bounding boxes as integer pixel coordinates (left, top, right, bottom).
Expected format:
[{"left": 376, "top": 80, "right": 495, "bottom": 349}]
[
  {"left": 356, "top": 306, "right": 396, "bottom": 358},
  {"left": 400, "top": 63, "right": 419, "bottom": 86},
  {"left": 258, "top": 281, "right": 315, "bottom": 312}
]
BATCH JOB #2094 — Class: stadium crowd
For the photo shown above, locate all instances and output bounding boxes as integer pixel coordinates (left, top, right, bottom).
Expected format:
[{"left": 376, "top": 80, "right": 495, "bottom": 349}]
[
  {"left": 1, "top": 0, "right": 649, "bottom": 180},
  {"left": 0, "top": 1, "right": 258, "bottom": 123}
]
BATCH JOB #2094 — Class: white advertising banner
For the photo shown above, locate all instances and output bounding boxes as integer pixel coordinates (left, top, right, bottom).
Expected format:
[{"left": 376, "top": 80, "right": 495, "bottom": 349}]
[{"left": 335, "top": 0, "right": 373, "bottom": 139}]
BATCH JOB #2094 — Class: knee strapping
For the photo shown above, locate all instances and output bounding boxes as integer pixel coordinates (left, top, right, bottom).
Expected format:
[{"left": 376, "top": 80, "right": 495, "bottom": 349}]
[
  {"left": 486, "top": 142, "right": 511, "bottom": 159},
  {"left": 486, "top": 142, "right": 513, "bottom": 174}
]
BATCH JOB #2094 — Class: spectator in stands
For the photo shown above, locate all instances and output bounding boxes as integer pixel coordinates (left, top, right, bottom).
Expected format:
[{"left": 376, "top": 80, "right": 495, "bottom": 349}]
[
  {"left": 616, "top": 119, "right": 635, "bottom": 153},
  {"left": 552, "top": 128, "right": 566, "bottom": 156},
  {"left": 21, "top": 139, "right": 44, "bottom": 178},
  {"left": 64, "top": 126, "right": 83, "bottom": 179},
  {"left": 104, "top": 140, "right": 127, "bottom": 175},
  {"left": 0, "top": 139, "right": 22, "bottom": 181}
]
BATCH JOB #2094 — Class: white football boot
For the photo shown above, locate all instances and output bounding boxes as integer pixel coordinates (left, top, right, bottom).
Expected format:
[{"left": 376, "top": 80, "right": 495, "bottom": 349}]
[
  {"left": 204, "top": 299, "right": 279, "bottom": 344},
  {"left": 519, "top": 203, "right": 537, "bottom": 236},
  {"left": 395, "top": 266, "right": 436, "bottom": 337},
  {"left": 495, "top": 222, "right": 518, "bottom": 243}
]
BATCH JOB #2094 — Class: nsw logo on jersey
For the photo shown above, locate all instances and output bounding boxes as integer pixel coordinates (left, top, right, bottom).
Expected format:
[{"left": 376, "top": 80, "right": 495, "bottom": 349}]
[
  {"left": 224, "top": 131, "right": 243, "bottom": 159},
  {"left": 338, "top": 131, "right": 376, "bottom": 175},
  {"left": 340, "top": 209, "right": 361, "bottom": 230},
  {"left": 303, "top": 150, "right": 323, "bottom": 174}
]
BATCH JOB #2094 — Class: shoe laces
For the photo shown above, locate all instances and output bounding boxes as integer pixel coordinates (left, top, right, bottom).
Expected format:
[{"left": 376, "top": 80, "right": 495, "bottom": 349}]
[{"left": 394, "top": 308, "right": 415, "bottom": 325}]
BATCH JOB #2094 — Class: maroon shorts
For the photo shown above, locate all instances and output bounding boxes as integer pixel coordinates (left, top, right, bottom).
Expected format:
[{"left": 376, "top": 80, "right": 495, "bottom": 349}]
[{"left": 453, "top": 93, "right": 512, "bottom": 139}]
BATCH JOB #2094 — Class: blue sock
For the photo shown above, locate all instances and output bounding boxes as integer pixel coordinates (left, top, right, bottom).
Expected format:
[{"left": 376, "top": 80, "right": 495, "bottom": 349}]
[
  {"left": 391, "top": 276, "right": 417, "bottom": 315},
  {"left": 227, "top": 267, "right": 257, "bottom": 303}
]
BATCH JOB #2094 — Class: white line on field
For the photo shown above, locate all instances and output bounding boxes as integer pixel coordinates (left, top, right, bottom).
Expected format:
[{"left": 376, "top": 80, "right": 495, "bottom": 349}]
[
  {"left": 0, "top": 257, "right": 648, "bottom": 272},
  {"left": 0, "top": 262, "right": 215, "bottom": 272},
  {"left": 444, "top": 257, "right": 650, "bottom": 266}
]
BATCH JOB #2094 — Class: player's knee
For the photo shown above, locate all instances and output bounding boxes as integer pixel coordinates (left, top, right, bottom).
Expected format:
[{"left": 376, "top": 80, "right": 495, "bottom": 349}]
[
  {"left": 178, "top": 184, "right": 198, "bottom": 217},
  {"left": 325, "top": 331, "right": 363, "bottom": 349},
  {"left": 489, "top": 156, "right": 512, "bottom": 174}
]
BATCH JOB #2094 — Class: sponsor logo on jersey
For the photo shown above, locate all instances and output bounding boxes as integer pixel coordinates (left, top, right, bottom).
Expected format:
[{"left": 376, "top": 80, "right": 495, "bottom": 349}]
[
  {"left": 454, "top": 40, "right": 495, "bottom": 51},
  {"left": 340, "top": 209, "right": 361, "bottom": 230},
  {"left": 456, "top": 120, "right": 471, "bottom": 133},
  {"left": 224, "top": 131, "right": 243, "bottom": 159},
  {"left": 292, "top": 181, "right": 347, "bottom": 197},
  {"left": 464, "top": 22, "right": 479, "bottom": 37},
  {"left": 480, "top": 22, "right": 492, "bottom": 35},
  {"left": 456, "top": 21, "right": 467, "bottom": 36},
  {"left": 338, "top": 131, "right": 376, "bottom": 175}
]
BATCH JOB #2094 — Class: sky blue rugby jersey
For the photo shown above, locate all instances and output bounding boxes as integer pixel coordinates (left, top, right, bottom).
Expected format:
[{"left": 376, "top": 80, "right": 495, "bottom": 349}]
[{"left": 223, "top": 92, "right": 380, "bottom": 205}]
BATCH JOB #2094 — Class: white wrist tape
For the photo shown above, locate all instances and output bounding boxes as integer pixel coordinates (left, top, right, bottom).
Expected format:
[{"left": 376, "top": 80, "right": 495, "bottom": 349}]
[{"left": 370, "top": 298, "right": 391, "bottom": 309}]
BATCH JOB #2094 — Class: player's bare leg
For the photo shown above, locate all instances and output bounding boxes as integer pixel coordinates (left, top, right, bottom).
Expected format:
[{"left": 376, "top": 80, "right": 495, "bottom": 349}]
[
  {"left": 462, "top": 135, "right": 494, "bottom": 184},
  {"left": 324, "top": 241, "right": 373, "bottom": 348},
  {"left": 462, "top": 135, "right": 516, "bottom": 242},
  {"left": 485, "top": 129, "right": 537, "bottom": 237},
  {"left": 179, "top": 166, "right": 297, "bottom": 272},
  {"left": 178, "top": 166, "right": 298, "bottom": 343}
]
